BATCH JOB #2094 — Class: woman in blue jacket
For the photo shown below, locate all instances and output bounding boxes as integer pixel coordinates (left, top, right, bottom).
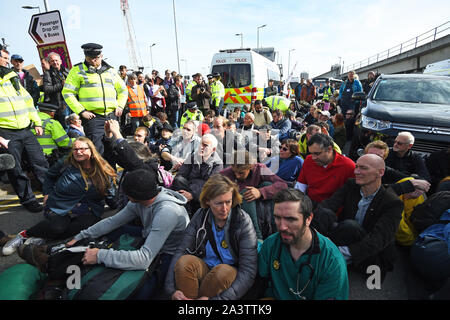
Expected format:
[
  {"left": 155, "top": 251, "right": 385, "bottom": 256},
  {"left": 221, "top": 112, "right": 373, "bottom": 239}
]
[
  {"left": 2, "top": 137, "right": 117, "bottom": 256},
  {"left": 265, "top": 139, "right": 304, "bottom": 186},
  {"left": 165, "top": 174, "right": 257, "bottom": 300}
]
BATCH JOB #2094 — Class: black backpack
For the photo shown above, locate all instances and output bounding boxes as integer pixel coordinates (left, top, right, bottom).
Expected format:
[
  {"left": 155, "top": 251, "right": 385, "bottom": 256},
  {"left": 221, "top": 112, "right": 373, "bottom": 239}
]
[{"left": 410, "top": 191, "right": 450, "bottom": 233}]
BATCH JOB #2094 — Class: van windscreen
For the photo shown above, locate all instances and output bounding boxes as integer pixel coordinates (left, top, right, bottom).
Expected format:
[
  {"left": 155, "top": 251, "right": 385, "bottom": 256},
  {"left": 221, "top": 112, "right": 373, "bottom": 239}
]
[{"left": 212, "top": 64, "right": 251, "bottom": 88}]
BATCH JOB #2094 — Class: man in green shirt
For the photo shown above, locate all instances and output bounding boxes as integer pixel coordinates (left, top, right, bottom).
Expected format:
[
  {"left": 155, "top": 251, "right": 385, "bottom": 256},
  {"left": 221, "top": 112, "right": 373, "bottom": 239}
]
[{"left": 258, "top": 188, "right": 349, "bottom": 300}]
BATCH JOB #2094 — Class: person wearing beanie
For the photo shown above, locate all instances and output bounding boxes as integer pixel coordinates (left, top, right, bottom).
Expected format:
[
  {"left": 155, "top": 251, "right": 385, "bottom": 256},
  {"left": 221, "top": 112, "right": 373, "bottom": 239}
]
[{"left": 65, "top": 168, "right": 190, "bottom": 299}]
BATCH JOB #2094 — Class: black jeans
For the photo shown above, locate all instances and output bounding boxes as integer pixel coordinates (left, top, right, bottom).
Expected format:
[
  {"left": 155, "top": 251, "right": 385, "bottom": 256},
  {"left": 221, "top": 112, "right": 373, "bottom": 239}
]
[
  {"left": 0, "top": 128, "right": 48, "bottom": 204},
  {"left": 82, "top": 112, "right": 117, "bottom": 155},
  {"left": 27, "top": 210, "right": 100, "bottom": 240},
  {"left": 329, "top": 219, "right": 391, "bottom": 281}
]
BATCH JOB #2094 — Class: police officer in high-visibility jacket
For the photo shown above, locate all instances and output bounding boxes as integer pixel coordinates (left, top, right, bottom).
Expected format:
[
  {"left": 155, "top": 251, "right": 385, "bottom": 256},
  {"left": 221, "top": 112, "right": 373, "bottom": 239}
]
[
  {"left": 321, "top": 79, "right": 335, "bottom": 102},
  {"left": 32, "top": 102, "right": 74, "bottom": 166},
  {"left": 62, "top": 43, "right": 127, "bottom": 155},
  {"left": 126, "top": 73, "right": 148, "bottom": 133},
  {"left": 210, "top": 72, "right": 225, "bottom": 116},
  {"left": 0, "top": 46, "right": 48, "bottom": 212},
  {"left": 262, "top": 95, "right": 290, "bottom": 113},
  {"left": 179, "top": 102, "right": 204, "bottom": 128}
]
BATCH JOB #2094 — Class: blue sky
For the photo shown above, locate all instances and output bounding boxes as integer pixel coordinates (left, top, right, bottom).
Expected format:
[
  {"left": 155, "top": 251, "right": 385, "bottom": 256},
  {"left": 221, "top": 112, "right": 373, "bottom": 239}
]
[{"left": 1, "top": 0, "right": 449, "bottom": 78}]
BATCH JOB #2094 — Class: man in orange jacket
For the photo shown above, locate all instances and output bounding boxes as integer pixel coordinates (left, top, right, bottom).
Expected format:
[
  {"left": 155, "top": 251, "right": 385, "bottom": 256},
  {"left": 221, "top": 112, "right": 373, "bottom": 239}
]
[{"left": 126, "top": 73, "right": 149, "bottom": 133}]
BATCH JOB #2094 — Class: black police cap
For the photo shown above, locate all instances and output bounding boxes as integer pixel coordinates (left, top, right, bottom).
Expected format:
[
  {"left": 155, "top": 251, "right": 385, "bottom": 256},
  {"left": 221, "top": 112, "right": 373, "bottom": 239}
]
[
  {"left": 187, "top": 102, "right": 198, "bottom": 109},
  {"left": 81, "top": 43, "right": 103, "bottom": 57},
  {"left": 38, "top": 102, "right": 59, "bottom": 112}
]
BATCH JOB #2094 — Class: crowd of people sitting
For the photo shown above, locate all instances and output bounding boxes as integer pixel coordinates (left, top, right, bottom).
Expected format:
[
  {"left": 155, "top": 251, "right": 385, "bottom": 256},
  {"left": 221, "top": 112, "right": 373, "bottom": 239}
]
[{"left": 0, "top": 53, "right": 449, "bottom": 300}]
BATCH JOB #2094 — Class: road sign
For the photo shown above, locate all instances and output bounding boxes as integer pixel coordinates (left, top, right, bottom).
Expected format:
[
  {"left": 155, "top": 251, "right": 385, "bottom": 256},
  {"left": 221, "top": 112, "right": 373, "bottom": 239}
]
[
  {"left": 28, "top": 10, "right": 66, "bottom": 45},
  {"left": 36, "top": 41, "right": 72, "bottom": 70}
]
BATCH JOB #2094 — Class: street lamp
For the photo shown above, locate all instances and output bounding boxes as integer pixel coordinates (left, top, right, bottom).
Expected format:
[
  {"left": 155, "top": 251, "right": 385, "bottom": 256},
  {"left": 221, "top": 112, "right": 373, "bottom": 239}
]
[
  {"left": 22, "top": 5, "right": 41, "bottom": 13},
  {"left": 288, "top": 48, "right": 296, "bottom": 77},
  {"left": 149, "top": 43, "right": 156, "bottom": 71},
  {"left": 235, "top": 33, "right": 243, "bottom": 48},
  {"left": 172, "top": 0, "right": 181, "bottom": 74},
  {"left": 257, "top": 24, "right": 267, "bottom": 53}
]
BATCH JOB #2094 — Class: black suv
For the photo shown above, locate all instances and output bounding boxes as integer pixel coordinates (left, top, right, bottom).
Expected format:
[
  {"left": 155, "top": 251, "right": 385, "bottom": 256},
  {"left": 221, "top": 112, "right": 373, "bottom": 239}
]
[{"left": 350, "top": 73, "right": 450, "bottom": 158}]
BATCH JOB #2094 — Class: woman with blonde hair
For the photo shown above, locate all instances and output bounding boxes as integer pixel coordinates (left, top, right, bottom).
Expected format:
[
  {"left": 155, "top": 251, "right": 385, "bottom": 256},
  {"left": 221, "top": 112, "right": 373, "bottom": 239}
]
[
  {"left": 3, "top": 137, "right": 117, "bottom": 256},
  {"left": 165, "top": 174, "right": 257, "bottom": 300}
]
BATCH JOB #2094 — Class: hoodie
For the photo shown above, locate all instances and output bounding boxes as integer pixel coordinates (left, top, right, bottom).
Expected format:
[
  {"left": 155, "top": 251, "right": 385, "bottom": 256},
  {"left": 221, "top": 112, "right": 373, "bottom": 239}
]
[{"left": 73, "top": 187, "right": 190, "bottom": 270}]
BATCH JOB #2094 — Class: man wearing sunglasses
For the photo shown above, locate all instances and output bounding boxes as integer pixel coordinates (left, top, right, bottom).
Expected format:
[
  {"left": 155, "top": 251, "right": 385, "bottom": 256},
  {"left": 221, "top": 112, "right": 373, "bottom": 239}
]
[{"left": 258, "top": 188, "right": 349, "bottom": 300}]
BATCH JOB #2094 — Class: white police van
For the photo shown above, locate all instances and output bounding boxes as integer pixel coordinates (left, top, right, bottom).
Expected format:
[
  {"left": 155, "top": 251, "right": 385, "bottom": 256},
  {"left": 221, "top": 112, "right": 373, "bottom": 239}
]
[{"left": 210, "top": 48, "right": 281, "bottom": 112}]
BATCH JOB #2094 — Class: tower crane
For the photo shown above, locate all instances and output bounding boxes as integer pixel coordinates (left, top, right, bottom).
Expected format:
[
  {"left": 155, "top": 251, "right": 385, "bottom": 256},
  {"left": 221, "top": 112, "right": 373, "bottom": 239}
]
[{"left": 120, "top": 0, "right": 143, "bottom": 71}]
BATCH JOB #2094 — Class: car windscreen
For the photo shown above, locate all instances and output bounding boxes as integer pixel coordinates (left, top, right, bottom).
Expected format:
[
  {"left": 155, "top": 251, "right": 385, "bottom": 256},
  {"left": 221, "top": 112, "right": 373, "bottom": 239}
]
[
  {"left": 372, "top": 78, "right": 450, "bottom": 104},
  {"left": 211, "top": 64, "right": 251, "bottom": 88}
]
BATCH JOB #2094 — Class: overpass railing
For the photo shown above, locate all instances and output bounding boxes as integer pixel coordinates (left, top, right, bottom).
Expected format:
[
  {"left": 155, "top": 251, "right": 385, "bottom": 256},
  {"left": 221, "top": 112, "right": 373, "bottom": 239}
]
[{"left": 343, "top": 21, "right": 450, "bottom": 73}]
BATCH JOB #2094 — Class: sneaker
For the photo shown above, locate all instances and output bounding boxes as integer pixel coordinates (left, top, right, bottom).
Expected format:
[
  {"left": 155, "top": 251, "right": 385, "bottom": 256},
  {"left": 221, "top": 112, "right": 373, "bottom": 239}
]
[
  {"left": 2, "top": 232, "right": 26, "bottom": 256},
  {"left": 23, "top": 201, "right": 43, "bottom": 213}
]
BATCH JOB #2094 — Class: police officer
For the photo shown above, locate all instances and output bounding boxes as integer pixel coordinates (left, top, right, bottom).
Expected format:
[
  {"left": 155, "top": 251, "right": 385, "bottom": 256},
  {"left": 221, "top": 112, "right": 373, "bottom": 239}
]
[
  {"left": 210, "top": 72, "right": 225, "bottom": 116},
  {"left": 32, "top": 102, "right": 74, "bottom": 166},
  {"left": 0, "top": 45, "right": 48, "bottom": 212},
  {"left": 62, "top": 43, "right": 127, "bottom": 155},
  {"left": 321, "top": 79, "right": 335, "bottom": 102},
  {"left": 262, "top": 95, "right": 290, "bottom": 113},
  {"left": 179, "top": 102, "right": 204, "bottom": 128}
]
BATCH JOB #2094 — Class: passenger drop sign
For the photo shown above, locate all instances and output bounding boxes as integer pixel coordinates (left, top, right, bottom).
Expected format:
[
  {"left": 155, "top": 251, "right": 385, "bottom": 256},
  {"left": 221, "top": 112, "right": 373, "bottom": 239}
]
[
  {"left": 28, "top": 10, "right": 66, "bottom": 45},
  {"left": 28, "top": 10, "right": 72, "bottom": 69}
]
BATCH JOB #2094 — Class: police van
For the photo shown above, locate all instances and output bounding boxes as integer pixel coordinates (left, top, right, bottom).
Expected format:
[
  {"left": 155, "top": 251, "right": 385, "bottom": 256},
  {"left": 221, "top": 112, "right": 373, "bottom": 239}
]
[{"left": 210, "top": 48, "right": 281, "bottom": 112}]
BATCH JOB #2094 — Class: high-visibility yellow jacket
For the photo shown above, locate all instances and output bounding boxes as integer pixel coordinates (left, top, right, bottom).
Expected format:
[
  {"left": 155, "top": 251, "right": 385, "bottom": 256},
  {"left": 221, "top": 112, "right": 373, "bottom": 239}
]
[
  {"left": 180, "top": 109, "right": 204, "bottom": 128},
  {"left": 264, "top": 96, "right": 290, "bottom": 113},
  {"left": 31, "top": 112, "right": 74, "bottom": 155},
  {"left": 211, "top": 80, "right": 225, "bottom": 107},
  {"left": 185, "top": 80, "right": 197, "bottom": 102},
  {"left": 322, "top": 86, "right": 333, "bottom": 101},
  {"left": 62, "top": 61, "right": 127, "bottom": 115},
  {"left": 0, "top": 69, "right": 41, "bottom": 129}
]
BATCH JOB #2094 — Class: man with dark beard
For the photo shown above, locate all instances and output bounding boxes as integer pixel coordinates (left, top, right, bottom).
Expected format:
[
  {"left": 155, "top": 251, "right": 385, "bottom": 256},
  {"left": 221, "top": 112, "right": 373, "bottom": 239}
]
[{"left": 257, "top": 188, "right": 349, "bottom": 300}]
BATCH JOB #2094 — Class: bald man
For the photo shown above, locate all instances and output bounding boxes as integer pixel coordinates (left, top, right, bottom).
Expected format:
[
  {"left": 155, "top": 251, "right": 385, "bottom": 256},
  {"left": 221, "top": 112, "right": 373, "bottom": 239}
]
[{"left": 312, "top": 154, "right": 403, "bottom": 281}]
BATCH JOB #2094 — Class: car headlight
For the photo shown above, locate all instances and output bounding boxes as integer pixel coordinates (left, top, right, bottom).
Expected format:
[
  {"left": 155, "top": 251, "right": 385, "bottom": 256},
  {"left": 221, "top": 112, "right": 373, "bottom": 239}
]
[{"left": 361, "top": 115, "right": 391, "bottom": 131}]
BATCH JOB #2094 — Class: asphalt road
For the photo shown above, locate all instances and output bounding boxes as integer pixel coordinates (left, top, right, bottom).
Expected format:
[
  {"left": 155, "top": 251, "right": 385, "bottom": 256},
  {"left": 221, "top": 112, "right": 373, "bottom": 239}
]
[{"left": 0, "top": 181, "right": 437, "bottom": 300}]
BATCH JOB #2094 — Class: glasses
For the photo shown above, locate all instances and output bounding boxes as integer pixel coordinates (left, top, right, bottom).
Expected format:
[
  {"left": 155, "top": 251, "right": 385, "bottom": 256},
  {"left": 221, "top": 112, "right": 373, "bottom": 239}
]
[
  {"left": 73, "top": 147, "right": 90, "bottom": 152},
  {"left": 280, "top": 146, "right": 289, "bottom": 152},
  {"left": 289, "top": 262, "right": 315, "bottom": 300}
]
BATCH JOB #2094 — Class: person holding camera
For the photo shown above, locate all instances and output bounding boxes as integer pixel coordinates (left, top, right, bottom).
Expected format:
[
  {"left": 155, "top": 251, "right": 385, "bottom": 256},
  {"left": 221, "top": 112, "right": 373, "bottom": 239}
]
[{"left": 191, "top": 75, "right": 211, "bottom": 115}]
